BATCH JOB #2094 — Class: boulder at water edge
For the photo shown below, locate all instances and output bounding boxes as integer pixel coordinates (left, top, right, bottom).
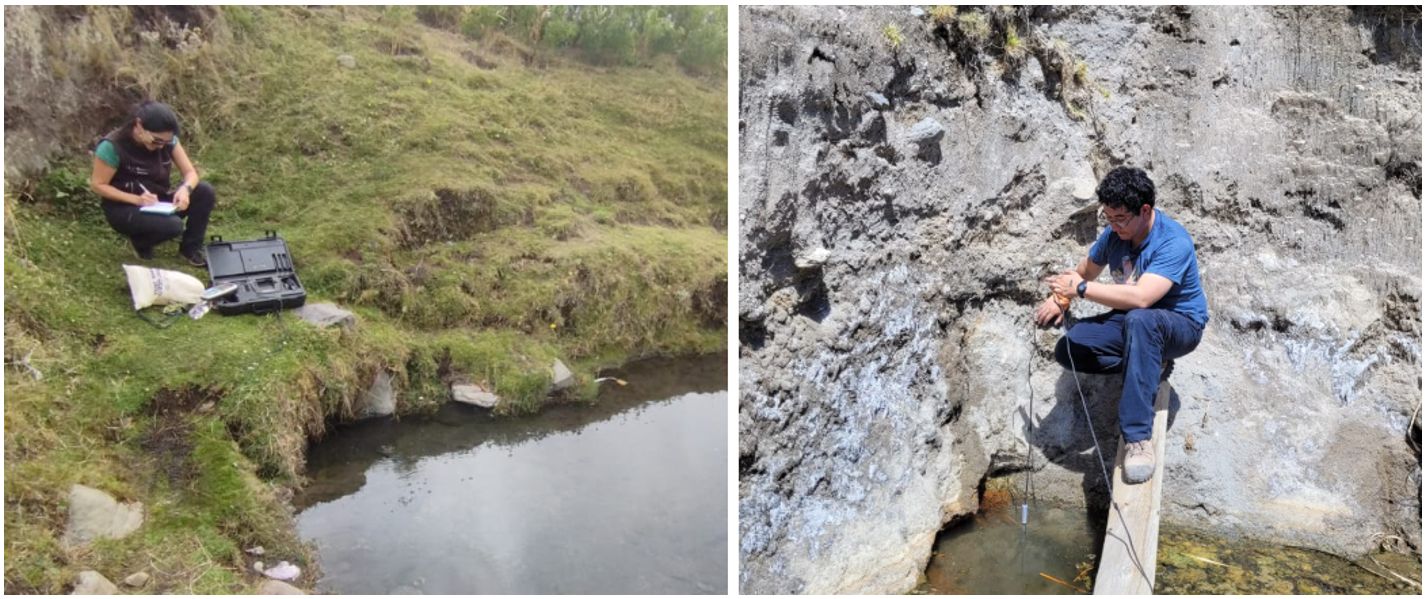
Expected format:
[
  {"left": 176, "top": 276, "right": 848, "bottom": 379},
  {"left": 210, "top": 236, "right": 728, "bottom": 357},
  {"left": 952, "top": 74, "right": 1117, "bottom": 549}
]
[
  {"left": 359, "top": 371, "right": 395, "bottom": 417},
  {"left": 259, "top": 580, "right": 306, "bottom": 595},
  {"left": 452, "top": 384, "right": 500, "bottom": 409},
  {"left": 550, "top": 359, "right": 575, "bottom": 392}
]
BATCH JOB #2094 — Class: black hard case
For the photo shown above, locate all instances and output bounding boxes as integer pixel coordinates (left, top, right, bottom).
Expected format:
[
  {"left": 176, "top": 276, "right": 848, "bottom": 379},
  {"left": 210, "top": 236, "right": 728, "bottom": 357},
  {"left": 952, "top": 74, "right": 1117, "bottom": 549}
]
[{"left": 205, "top": 232, "right": 307, "bottom": 315}]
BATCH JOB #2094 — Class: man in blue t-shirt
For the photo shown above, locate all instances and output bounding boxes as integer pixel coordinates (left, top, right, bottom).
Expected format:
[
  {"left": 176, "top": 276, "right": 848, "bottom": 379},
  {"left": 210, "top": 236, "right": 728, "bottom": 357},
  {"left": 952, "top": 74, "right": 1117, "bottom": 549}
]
[{"left": 1034, "top": 166, "right": 1209, "bottom": 485}]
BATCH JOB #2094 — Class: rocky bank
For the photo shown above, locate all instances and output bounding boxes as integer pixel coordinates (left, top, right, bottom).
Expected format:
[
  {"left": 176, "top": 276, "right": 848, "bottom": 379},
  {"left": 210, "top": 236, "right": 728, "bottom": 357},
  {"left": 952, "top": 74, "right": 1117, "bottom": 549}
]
[{"left": 738, "top": 5, "right": 1421, "bottom": 594}]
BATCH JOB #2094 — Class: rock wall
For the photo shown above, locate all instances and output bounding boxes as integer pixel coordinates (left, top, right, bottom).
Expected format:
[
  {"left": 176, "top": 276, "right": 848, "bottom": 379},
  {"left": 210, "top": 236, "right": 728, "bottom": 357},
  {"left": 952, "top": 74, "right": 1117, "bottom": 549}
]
[
  {"left": 3, "top": 5, "right": 224, "bottom": 179},
  {"left": 738, "top": 5, "right": 1421, "bottom": 594}
]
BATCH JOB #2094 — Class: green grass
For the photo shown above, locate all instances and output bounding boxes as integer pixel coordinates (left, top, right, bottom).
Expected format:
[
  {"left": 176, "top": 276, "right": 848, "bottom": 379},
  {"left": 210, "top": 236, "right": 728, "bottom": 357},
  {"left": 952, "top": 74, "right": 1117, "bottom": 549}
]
[{"left": 5, "top": 6, "right": 725, "bottom": 593}]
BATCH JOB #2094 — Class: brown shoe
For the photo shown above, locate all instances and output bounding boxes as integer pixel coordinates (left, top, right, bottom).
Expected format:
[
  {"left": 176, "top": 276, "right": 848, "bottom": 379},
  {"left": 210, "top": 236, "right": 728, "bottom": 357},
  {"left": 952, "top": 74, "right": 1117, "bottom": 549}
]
[{"left": 1124, "top": 439, "right": 1155, "bottom": 484}]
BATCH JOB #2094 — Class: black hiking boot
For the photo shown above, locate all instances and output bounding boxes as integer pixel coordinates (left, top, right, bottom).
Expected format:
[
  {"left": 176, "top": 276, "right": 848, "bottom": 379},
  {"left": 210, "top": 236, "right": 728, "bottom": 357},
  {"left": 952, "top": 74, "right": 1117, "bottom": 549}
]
[
  {"left": 179, "top": 246, "right": 207, "bottom": 268},
  {"left": 132, "top": 241, "right": 155, "bottom": 260}
]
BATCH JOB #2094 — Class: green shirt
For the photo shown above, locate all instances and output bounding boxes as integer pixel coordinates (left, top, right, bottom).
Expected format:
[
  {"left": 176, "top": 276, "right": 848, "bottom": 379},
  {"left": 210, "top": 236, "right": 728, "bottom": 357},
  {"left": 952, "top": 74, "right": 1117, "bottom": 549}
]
[{"left": 94, "top": 136, "right": 180, "bottom": 168}]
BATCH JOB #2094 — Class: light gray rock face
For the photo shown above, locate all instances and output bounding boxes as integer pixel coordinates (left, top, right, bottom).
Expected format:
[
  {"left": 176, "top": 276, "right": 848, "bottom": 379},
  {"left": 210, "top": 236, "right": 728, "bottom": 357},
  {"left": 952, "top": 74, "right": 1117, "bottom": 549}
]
[
  {"left": 71, "top": 571, "right": 118, "bottom": 595},
  {"left": 359, "top": 370, "right": 395, "bottom": 417},
  {"left": 62, "top": 484, "right": 144, "bottom": 548},
  {"left": 550, "top": 359, "right": 576, "bottom": 392},
  {"left": 451, "top": 383, "right": 500, "bottom": 408},
  {"left": 739, "top": 5, "right": 1420, "bottom": 594},
  {"left": 293, "top": 303, "right": 356, "bottom": 330}
]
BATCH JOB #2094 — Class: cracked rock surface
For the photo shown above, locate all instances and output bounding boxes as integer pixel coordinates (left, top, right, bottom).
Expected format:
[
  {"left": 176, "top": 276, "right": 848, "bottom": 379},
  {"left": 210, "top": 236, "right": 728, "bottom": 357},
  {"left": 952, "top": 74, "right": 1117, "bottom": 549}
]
[{"left": 739, "top": 5, "right": 1420, "bottom": 594}]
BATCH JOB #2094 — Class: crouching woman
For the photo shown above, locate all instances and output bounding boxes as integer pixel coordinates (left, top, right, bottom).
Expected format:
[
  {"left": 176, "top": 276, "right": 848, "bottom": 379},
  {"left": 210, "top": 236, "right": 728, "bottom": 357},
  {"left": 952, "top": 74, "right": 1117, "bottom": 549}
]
[{"left": 89, "top": 100, "right": 214, "bottom": 266}]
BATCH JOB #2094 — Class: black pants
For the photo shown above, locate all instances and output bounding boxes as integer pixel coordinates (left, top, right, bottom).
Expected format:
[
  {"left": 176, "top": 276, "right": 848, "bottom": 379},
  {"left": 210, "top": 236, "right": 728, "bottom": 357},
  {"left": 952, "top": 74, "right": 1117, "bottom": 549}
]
[{"left": 102, "top": 182, "right": 215, "bottom": 253}]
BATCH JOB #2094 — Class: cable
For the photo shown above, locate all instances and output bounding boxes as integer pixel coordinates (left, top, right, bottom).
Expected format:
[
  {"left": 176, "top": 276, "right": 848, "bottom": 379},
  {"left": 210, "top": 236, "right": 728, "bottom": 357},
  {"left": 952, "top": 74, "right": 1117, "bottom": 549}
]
[
  {"left": 1056, "top": 303, "right": 1154, "bottom": 589},
  {"left": 1020, "top": 323, "right": 1036, "bottom": 593}
]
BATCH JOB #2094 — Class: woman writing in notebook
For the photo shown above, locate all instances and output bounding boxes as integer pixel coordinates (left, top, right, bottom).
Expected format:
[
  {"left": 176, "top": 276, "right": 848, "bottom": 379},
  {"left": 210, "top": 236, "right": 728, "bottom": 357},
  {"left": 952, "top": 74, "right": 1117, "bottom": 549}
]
[{"left": 89, "top": 100, "right": 215, "bottom": 267}]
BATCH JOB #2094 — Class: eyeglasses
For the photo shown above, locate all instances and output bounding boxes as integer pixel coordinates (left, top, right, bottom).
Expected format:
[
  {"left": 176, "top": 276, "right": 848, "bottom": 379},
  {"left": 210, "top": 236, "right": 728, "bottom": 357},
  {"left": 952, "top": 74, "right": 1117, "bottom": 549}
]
[
  {"left": 1099, "top": 209, "right": 1140, "bottom": 227},
  {"left": 137, "top": 127, "right": 173, "bottom": 147}
]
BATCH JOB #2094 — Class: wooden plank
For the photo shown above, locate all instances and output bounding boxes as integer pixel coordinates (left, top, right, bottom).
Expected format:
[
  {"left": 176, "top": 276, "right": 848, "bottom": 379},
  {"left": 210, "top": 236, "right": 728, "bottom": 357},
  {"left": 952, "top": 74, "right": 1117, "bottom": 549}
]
[{"left": 1094, "top": 381, "right": 1171, "bottom": 595}]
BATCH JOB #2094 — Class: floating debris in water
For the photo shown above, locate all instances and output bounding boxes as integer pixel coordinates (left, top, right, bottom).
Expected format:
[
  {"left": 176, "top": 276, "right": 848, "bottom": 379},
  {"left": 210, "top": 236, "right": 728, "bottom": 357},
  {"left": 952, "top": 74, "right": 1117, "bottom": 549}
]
[
  {"left": 595, "top": 377, "right": 628, "bottom": 386},
  {"left": 1185, "top": 553, "right": 1229, "bottom": 567},
  {"left": 1039, "top": 572, "right": 1088, "bottom": 594}
]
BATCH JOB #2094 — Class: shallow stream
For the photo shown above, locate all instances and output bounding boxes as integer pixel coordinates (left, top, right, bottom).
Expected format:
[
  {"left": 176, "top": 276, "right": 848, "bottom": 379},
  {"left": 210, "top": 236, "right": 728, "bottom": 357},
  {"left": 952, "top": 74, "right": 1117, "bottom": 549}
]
[{"left": 294, "top": 355, "right": 728, "bottom": 594}]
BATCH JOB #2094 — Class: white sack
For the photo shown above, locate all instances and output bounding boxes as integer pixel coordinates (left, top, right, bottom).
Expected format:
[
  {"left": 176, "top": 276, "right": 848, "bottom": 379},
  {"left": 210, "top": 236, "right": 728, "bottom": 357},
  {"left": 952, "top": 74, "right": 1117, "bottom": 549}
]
[{"left": 123, "top": 265, "right": 205, "bottom": 310}]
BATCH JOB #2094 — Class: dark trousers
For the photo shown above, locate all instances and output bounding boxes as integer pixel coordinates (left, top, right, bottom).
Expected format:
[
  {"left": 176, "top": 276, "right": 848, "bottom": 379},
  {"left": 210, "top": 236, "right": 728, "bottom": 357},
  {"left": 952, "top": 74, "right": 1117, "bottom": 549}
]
[
  {"left": 1054, "top": 308, "right": 1203, "bottom": 442},
  {"left": 102, "top": 182, "right": 215, "bottom": 253}
]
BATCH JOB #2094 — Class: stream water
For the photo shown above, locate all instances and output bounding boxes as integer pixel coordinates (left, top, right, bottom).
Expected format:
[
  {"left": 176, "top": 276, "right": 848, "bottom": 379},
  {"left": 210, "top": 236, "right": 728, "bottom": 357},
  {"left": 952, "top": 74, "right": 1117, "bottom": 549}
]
[
  {"left": 916, "top": 487, "right": 1420, "bottom": 595},
  {"left": 294, "top": 355, "right": 728, "bottom": 594}
]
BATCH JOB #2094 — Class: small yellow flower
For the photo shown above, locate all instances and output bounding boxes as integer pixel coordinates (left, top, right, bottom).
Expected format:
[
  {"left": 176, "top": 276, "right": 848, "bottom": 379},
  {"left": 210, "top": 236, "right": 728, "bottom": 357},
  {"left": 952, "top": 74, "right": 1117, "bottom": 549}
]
[{"left": 550, "top": 323, "right": 558, "bottom": 330}]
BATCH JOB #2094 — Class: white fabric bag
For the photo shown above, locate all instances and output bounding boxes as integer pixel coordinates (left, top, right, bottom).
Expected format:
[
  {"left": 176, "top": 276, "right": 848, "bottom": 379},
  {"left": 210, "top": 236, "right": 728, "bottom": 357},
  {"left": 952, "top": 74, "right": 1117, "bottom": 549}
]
[{"left": 123, "top": 264, "right": 205, "bottom": 310}]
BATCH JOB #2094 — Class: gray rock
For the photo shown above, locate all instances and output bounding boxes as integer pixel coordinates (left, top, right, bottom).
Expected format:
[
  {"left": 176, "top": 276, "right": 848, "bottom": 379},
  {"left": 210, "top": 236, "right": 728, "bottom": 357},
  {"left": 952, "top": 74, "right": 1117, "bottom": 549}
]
[
  {"left": 550, "top": 359, "right": 575, "bottom": 392},
  {"left": 258, "top": 580, "right": 306, "bottom": 595},
  {"left": 71, "top": 571, "right": 118, "bottom": 595},
  {"left": 1070, "top": 178, "right": 1098, "bottom": 202},
  {"left": 359, "top": 371, "right": 395, "bottom": 417},
  {"left": 910, "top": 7, "right": 926, "bottom": 17},
  {"left": 336, "top": 54, "right": 356, "bottom": 69},
  {"left": 123, "top": 571, "right": 150, "bottom": 588},
  {"left": 62, "top": 484, "right": 143, "bottom": 548},
  {"left": 905, "top": 117, "right": 945, "bottom": 145},
  {"left": 451, "top": 384, "right": 500, "bottom": 408},
  {"left": 293, "top": 303, "right": 356, "bottom": 330},
  {"left": 794, "top": 247, "right": 831, "bottom": 270},
  {"left": 864, "top": 91, "right": 890, "bottom": 110}
]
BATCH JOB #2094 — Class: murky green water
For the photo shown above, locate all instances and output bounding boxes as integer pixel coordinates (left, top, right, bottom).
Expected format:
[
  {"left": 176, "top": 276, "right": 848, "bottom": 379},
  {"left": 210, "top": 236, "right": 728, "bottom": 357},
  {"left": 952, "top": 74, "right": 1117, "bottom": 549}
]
[
  {"left": 917, "top": 502, "right": 1100, "bottom": 595},
  {"left": 917, "top": 489, "right": 1420, "bottom": 595},
  {"left": 294, "top": 355, "right": 727, "bottom": 594}
]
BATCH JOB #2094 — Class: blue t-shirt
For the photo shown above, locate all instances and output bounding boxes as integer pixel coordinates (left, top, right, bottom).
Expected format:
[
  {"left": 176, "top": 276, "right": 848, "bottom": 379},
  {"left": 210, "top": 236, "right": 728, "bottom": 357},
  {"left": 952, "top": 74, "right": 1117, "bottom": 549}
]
[{"left": 1088, "top": 209, "right": 1209, "bottom": 327}]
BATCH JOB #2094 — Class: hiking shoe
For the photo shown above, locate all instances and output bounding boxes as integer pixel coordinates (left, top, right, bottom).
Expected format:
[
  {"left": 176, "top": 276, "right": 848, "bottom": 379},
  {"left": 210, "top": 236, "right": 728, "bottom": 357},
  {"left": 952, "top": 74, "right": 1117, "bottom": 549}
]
[
  {"left": 179, "top": 246, "right": 207, "bottom": 267},
  {"left": 1123, "top": 439, "right": 1155, "bottom": 484},
  {"left": 132, "top": 241, "right": 155, "bottom": 260}
]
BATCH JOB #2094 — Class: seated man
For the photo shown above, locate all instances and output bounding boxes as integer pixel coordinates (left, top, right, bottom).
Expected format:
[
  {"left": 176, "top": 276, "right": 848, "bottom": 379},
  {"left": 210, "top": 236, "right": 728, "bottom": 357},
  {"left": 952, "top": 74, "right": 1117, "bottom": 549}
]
[{"left": 1034, "top": 166, "right": 1209, "bottom": 484}]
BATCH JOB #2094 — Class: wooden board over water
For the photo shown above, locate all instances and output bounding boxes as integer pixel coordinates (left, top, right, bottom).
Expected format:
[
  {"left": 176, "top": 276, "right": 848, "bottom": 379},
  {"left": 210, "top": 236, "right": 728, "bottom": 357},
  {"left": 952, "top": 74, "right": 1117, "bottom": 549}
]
[{"left": 1094, "top": 381, "right": 1171, "bottom": 595}]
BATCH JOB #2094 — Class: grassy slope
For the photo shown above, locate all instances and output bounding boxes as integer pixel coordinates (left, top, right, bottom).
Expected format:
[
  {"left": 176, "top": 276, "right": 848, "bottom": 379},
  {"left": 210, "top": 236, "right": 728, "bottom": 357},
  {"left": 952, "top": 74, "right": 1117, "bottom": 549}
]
[{"left": 4, "top": 7, "right": 725, "bottom": 593}]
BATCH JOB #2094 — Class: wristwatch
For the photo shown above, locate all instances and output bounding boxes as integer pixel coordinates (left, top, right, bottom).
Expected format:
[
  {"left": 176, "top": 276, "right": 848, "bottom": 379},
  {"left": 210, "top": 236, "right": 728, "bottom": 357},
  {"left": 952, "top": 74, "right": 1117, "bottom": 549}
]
[{"left": 1076, "top": 280, "right": 1088, "bottom": 298}]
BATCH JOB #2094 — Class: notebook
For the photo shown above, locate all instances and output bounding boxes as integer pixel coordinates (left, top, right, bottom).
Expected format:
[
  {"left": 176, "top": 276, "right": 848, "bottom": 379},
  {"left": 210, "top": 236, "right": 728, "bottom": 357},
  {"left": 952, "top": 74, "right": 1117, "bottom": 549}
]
[{"left": 140, "top": 202, "right": 177, "bottom": 215}]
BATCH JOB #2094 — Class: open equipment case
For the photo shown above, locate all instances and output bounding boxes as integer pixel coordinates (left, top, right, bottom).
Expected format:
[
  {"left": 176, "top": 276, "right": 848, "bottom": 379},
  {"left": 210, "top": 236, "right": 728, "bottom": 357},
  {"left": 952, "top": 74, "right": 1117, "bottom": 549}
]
[{"left": 205, "top": 232, "right": 307, "bottom": 315}]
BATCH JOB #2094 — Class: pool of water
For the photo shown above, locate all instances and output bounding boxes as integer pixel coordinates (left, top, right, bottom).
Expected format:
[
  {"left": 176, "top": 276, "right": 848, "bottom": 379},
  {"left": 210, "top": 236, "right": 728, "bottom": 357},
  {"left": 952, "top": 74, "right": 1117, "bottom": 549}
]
[
  {"left": 294, "top": 354, "right": 728, "bottom": 594},
  {"left": 917, "top": 482, "right": 1420, "bottom": 594},
  {"left": 918, "top": 500, "right": 1099, "bottom": 594}
]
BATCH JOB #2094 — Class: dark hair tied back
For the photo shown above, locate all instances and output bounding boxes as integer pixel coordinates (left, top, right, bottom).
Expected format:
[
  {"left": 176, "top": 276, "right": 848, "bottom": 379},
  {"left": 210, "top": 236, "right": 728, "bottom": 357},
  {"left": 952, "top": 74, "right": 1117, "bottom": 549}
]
[{"left": 133, "top": 100, "right": 180, "bottom": 136}]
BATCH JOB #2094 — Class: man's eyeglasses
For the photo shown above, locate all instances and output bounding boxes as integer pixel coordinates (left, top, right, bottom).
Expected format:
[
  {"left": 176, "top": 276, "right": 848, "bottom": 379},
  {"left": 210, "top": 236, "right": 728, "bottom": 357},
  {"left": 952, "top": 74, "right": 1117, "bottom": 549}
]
[{"left": 1099, "top": 209, "right": 1139, "bottom": 227}]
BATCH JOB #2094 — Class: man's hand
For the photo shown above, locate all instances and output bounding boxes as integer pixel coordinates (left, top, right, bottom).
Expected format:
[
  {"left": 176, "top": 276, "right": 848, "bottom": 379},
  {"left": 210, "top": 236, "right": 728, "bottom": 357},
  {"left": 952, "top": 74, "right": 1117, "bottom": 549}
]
[
  {"left": 1044, "top": 269, "right": 1085, "bottom": 299},
  {"left": 1033, "top": 295, "right": 1065, "bottom": 327},
  {"left": 174, "top": 186, "right": 191, "bottom": 211}
]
